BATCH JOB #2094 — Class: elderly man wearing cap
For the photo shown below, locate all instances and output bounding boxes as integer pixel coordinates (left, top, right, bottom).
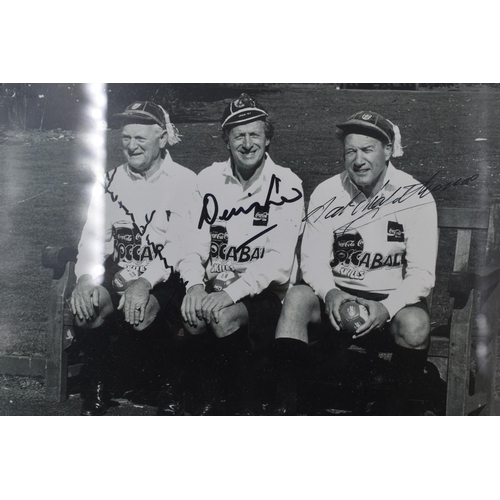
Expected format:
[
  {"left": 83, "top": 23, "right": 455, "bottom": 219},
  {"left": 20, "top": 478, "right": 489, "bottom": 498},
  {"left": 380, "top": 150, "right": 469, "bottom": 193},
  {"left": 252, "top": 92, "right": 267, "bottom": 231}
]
[
  {"left": 179, "top": 93, "right": 304, "bottom": 415},
  {"left": 272, "top": 111, "right": 439, "bottom": 415},
  {"left": 71, "top": 101, "right": 200, "bottom": 416}
]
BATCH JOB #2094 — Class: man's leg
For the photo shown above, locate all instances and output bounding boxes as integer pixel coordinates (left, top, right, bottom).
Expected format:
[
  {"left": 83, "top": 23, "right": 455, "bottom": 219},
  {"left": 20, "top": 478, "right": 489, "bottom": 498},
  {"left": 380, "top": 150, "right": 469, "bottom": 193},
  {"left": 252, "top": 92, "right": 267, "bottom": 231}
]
[
  {"left": 171, "top": 320, "right": 220, "bottom": 416},
  {"left": 208, "top": 302, "right": 251, "bottom": 414},
  {"left": 117, "top": 294, "right": 170, "bottom": 401},
  {"left": 272, "top": 285, "right": 322, "bottom": 415},
  {"left": 388, "top": 304, "right": 431, "bottom": 414},
  {"left": 210, "top": 292, "right": 284, "bottom": 415},
  {"left": 74, "top": 286, "right": 116, "bottom": 416},
  {"left": 143, "top": 277, "right": 191, "bottom": 416}
]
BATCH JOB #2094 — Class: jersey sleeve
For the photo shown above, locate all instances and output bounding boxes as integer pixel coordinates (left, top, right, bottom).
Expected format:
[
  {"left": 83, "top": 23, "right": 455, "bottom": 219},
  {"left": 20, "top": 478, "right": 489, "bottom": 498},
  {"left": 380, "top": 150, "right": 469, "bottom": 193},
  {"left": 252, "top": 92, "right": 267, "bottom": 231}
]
[
  {"left": 174, "top": 178, "right": 210, "bottom": 291},
  {"left": 74, "top": 178, "right": 113, "bottom": 282},
  {"left": 139, "top": 252, "right": 173, "bottom": 288},
  {"left": 142, "top": 171, "right": 207, "bottom": 289}
]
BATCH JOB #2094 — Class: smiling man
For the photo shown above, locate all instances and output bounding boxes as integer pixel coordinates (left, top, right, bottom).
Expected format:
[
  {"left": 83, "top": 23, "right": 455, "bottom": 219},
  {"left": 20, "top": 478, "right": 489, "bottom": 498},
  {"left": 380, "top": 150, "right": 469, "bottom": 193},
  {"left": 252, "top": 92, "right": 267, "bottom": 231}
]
[
  {"left": 71, "top": 101, "right": 199, "bottom": 416},
  {"left": 179, "top": 94, "right": 304, "bottom": 415},
  {"left": 272, "top": 111, "right": 440, "bottom": 415}
]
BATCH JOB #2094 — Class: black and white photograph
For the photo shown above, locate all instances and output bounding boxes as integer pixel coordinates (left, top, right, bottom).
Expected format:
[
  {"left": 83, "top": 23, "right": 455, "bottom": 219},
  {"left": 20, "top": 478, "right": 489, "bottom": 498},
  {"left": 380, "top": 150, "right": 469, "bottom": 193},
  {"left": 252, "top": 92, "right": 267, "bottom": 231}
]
[
  {"left": 1, "top": 82, "right": 498, "bottom": 418},
  {"left": 2, "top": 3, "right": 500, "bottom": 498}
]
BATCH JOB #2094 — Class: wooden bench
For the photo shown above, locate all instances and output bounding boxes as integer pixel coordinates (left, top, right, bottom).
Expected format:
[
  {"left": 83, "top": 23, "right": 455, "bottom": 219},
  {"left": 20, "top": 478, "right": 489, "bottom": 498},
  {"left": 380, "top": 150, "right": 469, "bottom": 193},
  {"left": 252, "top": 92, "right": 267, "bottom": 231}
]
[
  {"left": 41, "top": 204, "right": 500, "bottom": 415},
  {"left": 430, "top": 204, "right": 500, "bottom": 415},
  {"left": 41, "top": 246, "right": 78, "bottom": 402}
]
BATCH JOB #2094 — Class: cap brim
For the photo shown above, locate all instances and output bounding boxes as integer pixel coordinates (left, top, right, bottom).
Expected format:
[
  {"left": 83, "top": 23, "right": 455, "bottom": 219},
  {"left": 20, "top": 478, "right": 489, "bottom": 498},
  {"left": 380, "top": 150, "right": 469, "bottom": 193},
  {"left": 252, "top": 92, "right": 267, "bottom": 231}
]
[
  {"left": 336, "top": 119, "right": 392, "bottom": 142},
  {"left": 221, "top": 109, "right": 268, "bottom": 129}
]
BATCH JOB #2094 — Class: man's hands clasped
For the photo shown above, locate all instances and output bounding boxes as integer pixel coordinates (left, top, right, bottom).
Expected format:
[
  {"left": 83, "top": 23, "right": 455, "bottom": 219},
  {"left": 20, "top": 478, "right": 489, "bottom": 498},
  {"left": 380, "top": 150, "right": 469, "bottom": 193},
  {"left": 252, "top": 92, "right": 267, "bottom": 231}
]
[
  {"left": 324, "top": 288, "right": 390, "bottom": 339},
  {"left": 181, "top": 284, "right": 208, "bottom": 327},
  {"left": 181, "top": 284, "right": 234, "bottom": 327}
]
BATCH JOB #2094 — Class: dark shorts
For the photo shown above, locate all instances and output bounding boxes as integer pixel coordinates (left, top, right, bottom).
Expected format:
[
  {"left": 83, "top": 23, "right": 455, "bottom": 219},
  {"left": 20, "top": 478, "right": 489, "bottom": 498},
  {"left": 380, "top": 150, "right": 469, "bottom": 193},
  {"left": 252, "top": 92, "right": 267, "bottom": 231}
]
[{"left": 206, "top": 280, "right": 282, "bottom": 351}]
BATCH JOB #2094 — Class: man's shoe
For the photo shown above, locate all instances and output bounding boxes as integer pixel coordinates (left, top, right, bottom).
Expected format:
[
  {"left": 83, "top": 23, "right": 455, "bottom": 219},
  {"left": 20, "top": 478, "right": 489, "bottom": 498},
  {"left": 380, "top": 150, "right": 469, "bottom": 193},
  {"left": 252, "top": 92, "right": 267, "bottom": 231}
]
[
  {"left": 192, "top": 400, "right": 222, "bottom": 416},
  {"left": 156, "top": 399, "right": 184, "bottom": 416},
  {"left": 267, "top": 403, "right": 296, "bottom": 416},
  {"left": 80, "top": 380, "right": 110, "bottom": 416},
  {"left": 156, "top": 384, "right": 184, "bottom": 416}
]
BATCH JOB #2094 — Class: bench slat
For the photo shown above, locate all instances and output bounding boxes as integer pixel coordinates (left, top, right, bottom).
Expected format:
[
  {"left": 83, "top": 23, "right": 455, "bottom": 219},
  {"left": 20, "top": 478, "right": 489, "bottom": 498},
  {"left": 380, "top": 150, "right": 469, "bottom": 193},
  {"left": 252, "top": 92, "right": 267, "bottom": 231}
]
[
  {"left": 453, "top": 229, "right": 472, "bottom": 272},
  {"left": 446, "top": 290, "right": 475, "bottom": 415},
  {"left": 438, "top": 208, "right": 490, "bottom": 229}
]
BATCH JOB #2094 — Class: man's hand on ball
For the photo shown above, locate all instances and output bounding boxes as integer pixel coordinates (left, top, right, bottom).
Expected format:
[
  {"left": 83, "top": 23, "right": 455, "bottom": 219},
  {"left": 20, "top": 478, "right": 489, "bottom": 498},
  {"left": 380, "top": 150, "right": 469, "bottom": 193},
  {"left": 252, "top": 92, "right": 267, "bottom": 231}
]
[
  {"left": 324, "top": 288, "right": 357, "bottom": 331},
  {"left": 200, "top": 291, "right": 233, "bottom": 325},
  {"left": 70, "top": 274, "right": 100, "bottom": 321},
  {"left": 352, "top": 299, "right": 389, "bottom": 338},
  {"left": 181, "top": 284, "right": 208, "bottom": 327},
  {"left": 118, "top": 277, "right": 152, "bottom": 325}
]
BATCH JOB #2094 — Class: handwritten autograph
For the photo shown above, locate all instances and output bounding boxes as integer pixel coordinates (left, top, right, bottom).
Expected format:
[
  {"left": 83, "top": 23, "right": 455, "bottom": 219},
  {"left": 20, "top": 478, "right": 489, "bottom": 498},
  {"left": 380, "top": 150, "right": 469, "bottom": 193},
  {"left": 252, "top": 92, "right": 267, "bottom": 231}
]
[
  {"left": 303, "top": 171, "right": 479, "bottom": 227},
  {"left": 198, "top": 173, "right": 303, "bottom": 230},
  {"left": 104, "top": 169, "right": 172, "bottom": 272}
]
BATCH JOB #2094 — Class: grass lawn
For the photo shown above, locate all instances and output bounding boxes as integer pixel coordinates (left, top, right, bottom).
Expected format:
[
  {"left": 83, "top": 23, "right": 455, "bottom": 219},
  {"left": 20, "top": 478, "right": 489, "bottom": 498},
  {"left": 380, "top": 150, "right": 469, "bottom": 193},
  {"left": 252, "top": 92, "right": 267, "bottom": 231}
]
[{"left": 0, "top": 84, "right": 499, "bottom": 360}]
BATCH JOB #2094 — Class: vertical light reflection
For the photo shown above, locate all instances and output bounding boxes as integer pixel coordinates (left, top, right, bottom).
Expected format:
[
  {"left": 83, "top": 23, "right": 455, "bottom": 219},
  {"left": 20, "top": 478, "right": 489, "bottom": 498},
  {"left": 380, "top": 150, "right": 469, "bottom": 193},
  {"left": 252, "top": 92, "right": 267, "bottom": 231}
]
[
  {"left": 474, "top": 92, "right": 491, "bottom": 368},
  {"left": 81, "top": 83, "right": 107, "bottom": 282},
  {"left": 475, "top": 313, "right": 488, "bottom": 377}
]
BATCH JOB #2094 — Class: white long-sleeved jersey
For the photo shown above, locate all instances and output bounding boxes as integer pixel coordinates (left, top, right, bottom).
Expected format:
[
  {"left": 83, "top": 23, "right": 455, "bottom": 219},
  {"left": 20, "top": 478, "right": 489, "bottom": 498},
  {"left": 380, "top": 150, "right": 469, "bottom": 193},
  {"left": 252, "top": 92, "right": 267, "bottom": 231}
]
[
  {"left": 301, "top": 163, "right": 438, "bottom": 319},
  {"left": 75, "top": 151, "right": 201, "bottom": 288},
  {"left": 180, "top": 155, "right": 304, "bottom": 303}
]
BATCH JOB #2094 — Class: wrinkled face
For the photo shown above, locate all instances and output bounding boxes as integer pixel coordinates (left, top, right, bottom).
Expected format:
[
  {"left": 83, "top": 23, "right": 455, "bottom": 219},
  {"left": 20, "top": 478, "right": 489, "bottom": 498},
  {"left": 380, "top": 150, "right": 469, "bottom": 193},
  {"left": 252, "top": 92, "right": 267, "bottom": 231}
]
[
  {"left": 343, "top": 133, "right": 392, "bottom": 196},
  {"left": 121, "top": 123, "right": 166, "bottom": 174},
  {"left": 227, "top": 120, "right": 270, "bottom": 174}
]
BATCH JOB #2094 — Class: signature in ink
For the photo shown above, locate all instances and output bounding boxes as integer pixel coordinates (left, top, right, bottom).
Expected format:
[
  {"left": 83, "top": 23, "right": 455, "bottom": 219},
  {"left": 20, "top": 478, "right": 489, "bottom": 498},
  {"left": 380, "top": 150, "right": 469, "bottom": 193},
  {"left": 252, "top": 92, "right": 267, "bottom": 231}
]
[
  {"left": 103, "top": 170, "right": 173, "bottom": 273},
  {"left": 303, "top": 171, "right": 479, "bottom": 226},
  {"left": 198, "top": 173, "right": 303, "bottom": 229},
  {"left": 236, "top": 224, "right": 277, "bottom": 252}
]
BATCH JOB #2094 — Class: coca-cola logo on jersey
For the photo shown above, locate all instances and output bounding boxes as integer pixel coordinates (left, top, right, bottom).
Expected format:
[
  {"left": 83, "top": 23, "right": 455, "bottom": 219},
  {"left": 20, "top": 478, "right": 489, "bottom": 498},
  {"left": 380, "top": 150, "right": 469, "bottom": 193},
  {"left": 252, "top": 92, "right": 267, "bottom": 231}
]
[
  {"left": 253, "top": 206, "right": 269, "bottom": 226},
  {"left": 387, "top": 221, "right": 404, "bottom": 242},
  {"left": 211, "top": 232, "right": 228, "bottom": 241},
  {"left": 116, "top": 233, "right": 132, "bottom": 242},
  {"left": 210, "top": 225, "right": 228, "bottom": 259},
  {"left": 336, "top": 238, "right": 364, "bottom": 249},
  {"left": 112, "top": 221, "right": 142, "bottom": 246},
  {"left": 331, "top": 231, "right": 364, "bottom": 267}
]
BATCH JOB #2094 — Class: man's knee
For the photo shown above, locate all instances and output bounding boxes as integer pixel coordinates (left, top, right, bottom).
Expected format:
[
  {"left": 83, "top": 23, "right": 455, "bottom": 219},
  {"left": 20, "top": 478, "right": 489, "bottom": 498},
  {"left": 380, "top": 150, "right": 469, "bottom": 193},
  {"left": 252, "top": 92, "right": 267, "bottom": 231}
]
[
  {"left": 131, "top": 295, "right": 161, "bottom": 332},
  {"left": 133, "top": 319, "right": 154, "bottom": 332},
  {"left": 275, "top": 285, "right": 320, "bottom": 343},
  {"left": 74, "top": 289, "right": 114, "bottom": 329},
  {"left": 210, "top": 305, "right": 247, "bottom": 339},
  {"left": 391, "top": 306, "right": 430, "bottom": 349},
  {"left": 184, "top": 321, "right": 207, "bottom": 336},
  {"left": 281, "top": 285, "right": 320, "bottom": 324},
  {"left": 74, "top": 315, "right": 104, "bottom": 329}
]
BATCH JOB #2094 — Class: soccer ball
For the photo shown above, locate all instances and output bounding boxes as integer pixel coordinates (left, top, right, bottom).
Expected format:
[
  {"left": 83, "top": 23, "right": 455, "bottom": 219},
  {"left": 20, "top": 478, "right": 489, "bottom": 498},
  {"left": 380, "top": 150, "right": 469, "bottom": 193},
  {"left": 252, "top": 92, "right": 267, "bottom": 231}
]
[
  {"left": 212, "top": 271, "right": 240, "bottom": 292},
  {"left": 112, "top": 267, "right": 139, "bottom": 295},
  {"left": 339, "top": 300, "right": 369, "bottom": 334}
]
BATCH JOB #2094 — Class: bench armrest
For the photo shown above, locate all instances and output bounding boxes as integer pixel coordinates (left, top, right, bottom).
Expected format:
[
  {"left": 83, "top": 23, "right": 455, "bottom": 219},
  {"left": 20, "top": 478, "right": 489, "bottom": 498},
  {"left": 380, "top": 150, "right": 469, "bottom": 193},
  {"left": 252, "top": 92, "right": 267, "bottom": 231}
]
[
  {"left": 42, "top": 246, "right": 78, "bottom": 280},
  {"left": 42, "top": 246, "right": 78, "bottom": 270},
  {"left": 448, "top": 266, "right": 500, "bottom": 302}
]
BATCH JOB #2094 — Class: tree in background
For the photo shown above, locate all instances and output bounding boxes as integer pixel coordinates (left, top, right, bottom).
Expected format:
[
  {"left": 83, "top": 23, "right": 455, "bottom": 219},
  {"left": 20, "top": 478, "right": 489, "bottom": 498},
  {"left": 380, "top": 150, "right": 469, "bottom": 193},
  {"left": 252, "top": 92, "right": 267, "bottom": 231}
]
[
  {"left": 1, "top": 83, "right": 183, "bottom": 131},
  {"left": 0, "top": 83, "right": 86, "bottom": 131},
  {"left": 0, "top": 83, "right": 36, "bottom": 130},
  {"left": 106, "top": 84, "right": 181, "bottom": 117}
]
